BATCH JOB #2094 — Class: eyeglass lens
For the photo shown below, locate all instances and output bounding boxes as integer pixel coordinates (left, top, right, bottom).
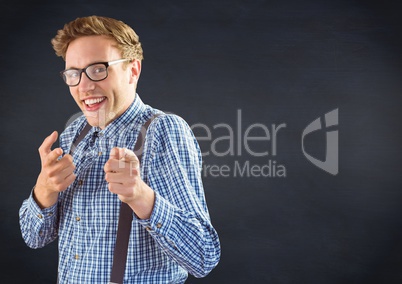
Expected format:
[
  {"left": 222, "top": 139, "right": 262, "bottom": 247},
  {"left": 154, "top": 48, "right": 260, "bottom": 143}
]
[{"left": 63, "top": 63, "right": 108, "bottom": 86}]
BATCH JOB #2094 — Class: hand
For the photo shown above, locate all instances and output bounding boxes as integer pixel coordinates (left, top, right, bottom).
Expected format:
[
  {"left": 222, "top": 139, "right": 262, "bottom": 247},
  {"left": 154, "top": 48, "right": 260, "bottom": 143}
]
[
  {"left": 104, "top": 147, "right": 155, "bottom": 219},
  {"left": 34, "top": 131, "right": 76, "bottom": 208},
  {"left": 104, "top": 147, "right": 141, "bottom": 203}
]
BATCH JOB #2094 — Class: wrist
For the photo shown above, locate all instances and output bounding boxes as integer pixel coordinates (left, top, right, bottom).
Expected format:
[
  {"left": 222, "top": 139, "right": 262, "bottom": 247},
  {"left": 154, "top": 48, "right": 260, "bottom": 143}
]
[
  {"left": 127, "top": 183, "right": 155, "bottom": 220},
  {"left": 33, "top": 185, "right": 59, "bottom": 209}
]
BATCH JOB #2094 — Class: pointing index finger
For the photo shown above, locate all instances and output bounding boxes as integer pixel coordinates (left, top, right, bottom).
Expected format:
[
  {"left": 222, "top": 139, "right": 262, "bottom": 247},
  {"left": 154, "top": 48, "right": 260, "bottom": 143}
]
[{"left": 38, "top": 131, "right": 59, "bottom": 159}]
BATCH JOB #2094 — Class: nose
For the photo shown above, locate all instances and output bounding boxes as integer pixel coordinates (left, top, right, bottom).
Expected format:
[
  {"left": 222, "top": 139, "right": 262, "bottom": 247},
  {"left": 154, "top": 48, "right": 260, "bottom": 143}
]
[{"left": 77, "top": 71, "right": 96, "bottom": 93}]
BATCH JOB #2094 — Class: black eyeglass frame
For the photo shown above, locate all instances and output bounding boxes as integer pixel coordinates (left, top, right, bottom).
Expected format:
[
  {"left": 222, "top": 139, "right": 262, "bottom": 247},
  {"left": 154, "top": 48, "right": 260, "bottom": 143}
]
[{"left": 60, "top": 58, "right": 131, "bottom": 87}]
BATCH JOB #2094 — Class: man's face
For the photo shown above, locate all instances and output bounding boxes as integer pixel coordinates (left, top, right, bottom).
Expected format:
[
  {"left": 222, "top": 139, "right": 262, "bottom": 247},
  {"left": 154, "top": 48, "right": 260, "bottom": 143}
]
[{"left": 65, "top": 35, "right": 140, "bottom": 128}]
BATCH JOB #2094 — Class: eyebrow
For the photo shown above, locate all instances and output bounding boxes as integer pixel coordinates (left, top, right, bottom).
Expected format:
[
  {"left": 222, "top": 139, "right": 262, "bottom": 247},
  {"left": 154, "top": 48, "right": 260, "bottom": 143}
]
[{"left": 65, "top": 60, "right": 107, "bottom": 70}]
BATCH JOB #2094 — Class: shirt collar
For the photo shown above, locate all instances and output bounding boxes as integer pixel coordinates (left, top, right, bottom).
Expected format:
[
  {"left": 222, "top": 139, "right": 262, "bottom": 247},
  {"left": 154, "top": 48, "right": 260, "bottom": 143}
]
[{"left": 96, "top": 94, "right": 151, "bottom": 138}]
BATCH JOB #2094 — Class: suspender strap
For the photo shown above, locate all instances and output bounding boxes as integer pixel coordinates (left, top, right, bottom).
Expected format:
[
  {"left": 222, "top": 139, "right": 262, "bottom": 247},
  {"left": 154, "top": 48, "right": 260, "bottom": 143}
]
[
  {"left": 69, "top": 123, "right": 92, "bottom": 155},
  {"left": 109, "top": 202, "right": 132, "bottom": 284},
  {"left": 109, "top": 114, "right": 160, "bottom": 284}
]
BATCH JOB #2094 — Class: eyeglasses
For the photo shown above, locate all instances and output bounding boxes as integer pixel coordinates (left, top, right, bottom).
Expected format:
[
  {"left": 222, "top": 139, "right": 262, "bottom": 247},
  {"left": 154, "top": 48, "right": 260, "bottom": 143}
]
[{"left": 60, "top": 58, "right": 131, "bottom": 86}]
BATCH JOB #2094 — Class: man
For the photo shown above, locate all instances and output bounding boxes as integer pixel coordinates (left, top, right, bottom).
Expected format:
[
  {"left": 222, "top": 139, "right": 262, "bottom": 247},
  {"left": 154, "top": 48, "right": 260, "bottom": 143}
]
[{"left": 19, "top": 16, "right": 220, "bottom": 283}]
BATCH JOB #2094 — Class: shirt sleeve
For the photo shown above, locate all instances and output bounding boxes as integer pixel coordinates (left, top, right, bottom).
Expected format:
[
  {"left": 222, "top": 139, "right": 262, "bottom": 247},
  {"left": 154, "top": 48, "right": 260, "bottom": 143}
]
[
  {"left": 19, "top": 189, "right": 59, "bottom": 249},
  {"left": 135, "top": 114, "right": 221, "bottom": 278}
]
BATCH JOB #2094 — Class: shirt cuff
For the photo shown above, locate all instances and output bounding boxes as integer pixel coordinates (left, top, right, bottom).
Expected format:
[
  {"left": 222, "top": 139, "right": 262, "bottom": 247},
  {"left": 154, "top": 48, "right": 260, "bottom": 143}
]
[
  {"left": 27, "top": 189, "right": 58, "bottom": 221},
  {"left": 136, "top": 191, "right": 176, "bottom": 238}
]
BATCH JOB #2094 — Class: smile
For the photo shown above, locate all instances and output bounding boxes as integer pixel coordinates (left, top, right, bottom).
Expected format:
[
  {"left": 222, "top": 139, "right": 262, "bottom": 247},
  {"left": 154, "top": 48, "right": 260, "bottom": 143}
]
[{"left": 84, "top": 97, "right": 106, "bottom": 106}]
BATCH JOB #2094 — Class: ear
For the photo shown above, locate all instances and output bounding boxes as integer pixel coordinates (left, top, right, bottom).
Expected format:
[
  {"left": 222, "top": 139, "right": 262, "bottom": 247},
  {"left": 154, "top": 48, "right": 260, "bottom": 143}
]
[{"left": 129, "top": 60, "right": 141, "bottom": 84}]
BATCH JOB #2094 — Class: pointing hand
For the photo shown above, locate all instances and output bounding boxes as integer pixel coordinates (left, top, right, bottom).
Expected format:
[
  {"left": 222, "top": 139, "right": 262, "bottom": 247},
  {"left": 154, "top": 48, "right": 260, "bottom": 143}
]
[{"left": 34, "top": 131, "right": 76, "bottom": 208}]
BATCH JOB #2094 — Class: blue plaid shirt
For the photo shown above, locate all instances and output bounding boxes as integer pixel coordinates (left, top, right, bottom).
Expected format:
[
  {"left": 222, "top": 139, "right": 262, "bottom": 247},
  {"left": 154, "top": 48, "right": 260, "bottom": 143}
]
[{"left": 19, "top": 95, "right": 220, "bottom": 283}]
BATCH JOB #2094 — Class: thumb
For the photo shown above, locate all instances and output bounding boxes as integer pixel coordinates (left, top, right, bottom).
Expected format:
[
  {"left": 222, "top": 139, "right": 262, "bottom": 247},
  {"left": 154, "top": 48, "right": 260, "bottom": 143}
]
[
  {"left": 109, "top": 147, "right": 122, "bottom": 160},
  {"left": 38, "top": 131, "right": 59, "bottom": 159},
  {"left": 121, "top": 149, "right": 138, "bottom": 162}
]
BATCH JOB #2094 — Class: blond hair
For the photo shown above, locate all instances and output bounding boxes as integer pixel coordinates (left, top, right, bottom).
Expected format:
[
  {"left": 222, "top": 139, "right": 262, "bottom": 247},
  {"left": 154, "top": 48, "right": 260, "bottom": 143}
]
[{"left": 51, "top": 15, "right": 143, "bottom": 61}]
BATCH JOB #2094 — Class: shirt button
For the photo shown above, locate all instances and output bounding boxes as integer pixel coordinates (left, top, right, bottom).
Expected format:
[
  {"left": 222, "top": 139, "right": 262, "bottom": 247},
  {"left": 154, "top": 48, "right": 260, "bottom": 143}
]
[
  {"left": 156, "top": 223, "right": 162, "bottom": 229},
  {"left": 98, "top": 151, "right": 102, "bottom": 156},
  {"left": 76, "top": 216, "right": 81, "bottom": 222},
  {"left": 78, "top": 180, "right": 83, "bottom": 186},
  {"left": 74, "top": 254, "right": 79, "bottom": 260},
  {"left": 37, "top": 214, "right": 43, "bottom": 219},
  {"left": 146, "top": 226, "right": 152, "bottom": 231}
]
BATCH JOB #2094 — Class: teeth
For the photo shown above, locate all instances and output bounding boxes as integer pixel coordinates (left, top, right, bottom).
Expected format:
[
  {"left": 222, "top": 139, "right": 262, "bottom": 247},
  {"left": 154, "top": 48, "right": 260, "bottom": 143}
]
[{"left": 85, "top": 97, "right": 105, "bottom": 105}]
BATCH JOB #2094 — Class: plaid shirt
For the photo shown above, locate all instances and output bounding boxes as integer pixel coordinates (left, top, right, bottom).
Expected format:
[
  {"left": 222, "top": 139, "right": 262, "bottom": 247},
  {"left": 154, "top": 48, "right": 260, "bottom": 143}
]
[{"left": 19, "top": 95, "right": 220, "bottom": 283}]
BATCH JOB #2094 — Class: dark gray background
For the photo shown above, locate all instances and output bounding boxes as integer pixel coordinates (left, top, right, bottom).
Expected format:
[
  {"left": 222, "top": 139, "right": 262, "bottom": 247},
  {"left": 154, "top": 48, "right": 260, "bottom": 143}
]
[{"left": 1, "top": 0, "right": 402, "bottom": 283}]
